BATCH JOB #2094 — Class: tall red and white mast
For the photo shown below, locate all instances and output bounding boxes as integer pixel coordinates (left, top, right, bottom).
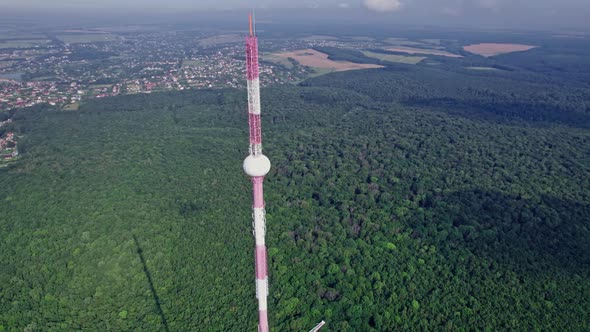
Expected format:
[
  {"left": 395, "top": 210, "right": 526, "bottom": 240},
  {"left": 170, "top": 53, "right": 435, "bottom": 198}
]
[{"left": 243, "top": 12, "right": 271, "bottom": 332}]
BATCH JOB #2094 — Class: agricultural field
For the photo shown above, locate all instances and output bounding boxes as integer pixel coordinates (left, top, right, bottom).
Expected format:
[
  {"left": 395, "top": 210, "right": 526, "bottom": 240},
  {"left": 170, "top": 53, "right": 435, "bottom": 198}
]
[
  {"left": 262, "top": 53, "right": 295, "bottom": 69},
  {"left": 420, "top": 39, "right": 442, "bottom": 45},
  {"left": 466, "top": 66, "right": 501, "bottom": 71},
  {"left": 362, "top": 50, "right": 426, "bottom": 65},
  {"left": 463, "top": 43, "right": 538, "bottom": 57},
  {"left": 275, "top": 49, "right": 383, "bottom": 72},
  {"left": 308, "top": 67, "right": 338, "bottom": 77},
  {"left": 385, "top": 46, "right": 463, "bottom": 58},
  {"left": 383, "top": 37, "right": 427, "bottom": 46},
  {"left": 56, "top": 34, "right": 120, "bottom": 44}
]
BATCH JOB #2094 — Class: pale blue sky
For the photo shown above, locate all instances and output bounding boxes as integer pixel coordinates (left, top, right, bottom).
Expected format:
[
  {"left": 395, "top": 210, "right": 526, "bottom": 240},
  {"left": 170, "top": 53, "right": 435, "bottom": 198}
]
[{"left": 1, "top": 0, "right": 588, "bottom": 29}]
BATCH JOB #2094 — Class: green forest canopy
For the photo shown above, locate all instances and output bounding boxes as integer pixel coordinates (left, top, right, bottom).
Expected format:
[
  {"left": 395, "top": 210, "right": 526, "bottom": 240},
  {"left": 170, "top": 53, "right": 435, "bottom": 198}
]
[{"left": 0, "top": 64, "right": 589, "bottom": 331}]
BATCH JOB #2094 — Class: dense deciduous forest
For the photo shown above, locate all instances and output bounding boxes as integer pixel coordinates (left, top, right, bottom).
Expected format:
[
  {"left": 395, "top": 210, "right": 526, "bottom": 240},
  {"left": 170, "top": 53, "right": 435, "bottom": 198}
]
[{"left": 1, "top": 53, "right": 589, "bottom": 331}]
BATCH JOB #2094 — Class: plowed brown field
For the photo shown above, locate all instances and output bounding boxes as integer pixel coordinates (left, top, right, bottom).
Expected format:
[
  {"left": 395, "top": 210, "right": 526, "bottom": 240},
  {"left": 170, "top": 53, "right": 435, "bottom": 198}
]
[{"left": 463, "top": 43, "right": 538, "bottom": 57}]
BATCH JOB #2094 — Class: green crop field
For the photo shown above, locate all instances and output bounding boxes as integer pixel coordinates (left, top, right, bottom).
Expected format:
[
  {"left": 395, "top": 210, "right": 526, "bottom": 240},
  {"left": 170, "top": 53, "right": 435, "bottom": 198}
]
[
  {"left": 466, "top": 66, "right": 501, "bottom": 71},
  {"left": 309, "top": 66, "right": 336, "bottom": 77},
  {"left": 262, "top": 54, "right": 295, "bottom": 69},
  {"left": 362, "top": 51, "right": 426, "bottom": 64}
]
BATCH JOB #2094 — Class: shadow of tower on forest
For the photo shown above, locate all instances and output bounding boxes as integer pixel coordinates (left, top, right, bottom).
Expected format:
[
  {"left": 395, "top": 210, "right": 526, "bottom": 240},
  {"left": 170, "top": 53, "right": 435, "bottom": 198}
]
[{"left": 133, "top": 235, "right": 171, "bottom": 332}]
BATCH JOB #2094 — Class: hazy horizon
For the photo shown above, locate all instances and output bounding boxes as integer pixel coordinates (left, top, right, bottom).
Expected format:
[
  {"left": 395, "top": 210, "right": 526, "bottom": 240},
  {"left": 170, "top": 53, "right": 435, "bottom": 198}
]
[{"left": 0, "top": 0, "right": 589, "bottom": 31}]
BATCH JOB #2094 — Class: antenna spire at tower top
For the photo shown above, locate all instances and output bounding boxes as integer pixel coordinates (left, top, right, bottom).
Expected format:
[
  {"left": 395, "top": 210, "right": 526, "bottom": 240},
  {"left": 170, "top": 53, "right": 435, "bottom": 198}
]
[{"left": 249, "top": 12, "right": 253, "bottom": 36}]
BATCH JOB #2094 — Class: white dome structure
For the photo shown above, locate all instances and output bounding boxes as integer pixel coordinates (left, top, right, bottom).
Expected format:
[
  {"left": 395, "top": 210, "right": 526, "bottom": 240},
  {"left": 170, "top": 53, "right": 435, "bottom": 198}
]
[{"left": 243, "top": 154, "right": 271, "bottom": 177}]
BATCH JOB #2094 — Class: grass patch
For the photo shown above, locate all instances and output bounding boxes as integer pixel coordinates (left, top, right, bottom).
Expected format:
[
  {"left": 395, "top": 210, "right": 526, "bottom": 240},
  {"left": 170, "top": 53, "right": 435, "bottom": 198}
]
[
  {"left": 385, "top": 46, "right": 463, "bottom": 58},
  {"left": 31, "top": 76, "right": 57, "bottom": 81},
  {"left": 262, "top": 54, "right": 294, "bottom": 69},
  {"left": 383, "top": 38, "right": 427, "bottom": 46},
  {"left": 275, "top": 49, "right": 383, "bottom": 71},
  {"left": 420, "top": 39, "right": 442, "bottom": 45},
  {"left": 362, "top": 51, "right": 426, "bottom": 64},
  {"left": 466, "top": 66, "right": 501, "bottom": 71},
  {"left": 89, "top": 84, "right": 113, "bottom": 89},
  {"left": 309, "top": 67, "right": 337, "bottom": 77},
  {"left": 62, "top": 103, "right": 80, "bottom": 111}
]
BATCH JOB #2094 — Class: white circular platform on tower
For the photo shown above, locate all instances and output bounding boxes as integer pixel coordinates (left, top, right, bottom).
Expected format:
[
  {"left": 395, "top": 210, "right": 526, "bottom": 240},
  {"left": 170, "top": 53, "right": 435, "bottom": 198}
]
[{"left": 243, "top": 154, "right": 271, "bottom": 177}]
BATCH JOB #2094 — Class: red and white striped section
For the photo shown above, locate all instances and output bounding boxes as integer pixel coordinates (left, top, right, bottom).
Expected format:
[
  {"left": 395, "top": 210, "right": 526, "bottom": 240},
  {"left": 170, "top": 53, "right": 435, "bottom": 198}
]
[
  {"left": 243, "top": 13, "right": 270, "bottom": 332},
  {"left": 246, "top": 35, "right": 262, "bottom": 157},
  {"left": 253, "top": 177, "right": 269, "bottom": 332}
]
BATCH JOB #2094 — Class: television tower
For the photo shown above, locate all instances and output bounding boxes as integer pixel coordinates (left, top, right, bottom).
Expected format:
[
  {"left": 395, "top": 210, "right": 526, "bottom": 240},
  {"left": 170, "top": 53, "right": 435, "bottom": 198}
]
[
  {"left": 242, "top": 12, "right": 271, "bottom": 332},
  {"left": 242, "top": 13, "right": 325, "bottom": 332}
]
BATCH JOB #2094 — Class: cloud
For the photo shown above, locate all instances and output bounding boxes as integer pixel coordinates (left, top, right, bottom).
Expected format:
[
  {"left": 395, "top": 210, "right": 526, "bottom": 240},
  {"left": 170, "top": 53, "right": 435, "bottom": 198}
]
[
  {"left": 338, "top": 2, "right": 351, "bottom": 8},
  {"left": 363, "top": 0, "right": 403, "bottom": 12}
]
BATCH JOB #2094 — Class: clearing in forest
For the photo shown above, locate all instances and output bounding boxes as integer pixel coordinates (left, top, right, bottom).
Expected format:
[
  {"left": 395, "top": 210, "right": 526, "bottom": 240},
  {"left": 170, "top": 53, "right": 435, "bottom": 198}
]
[
  {"left": 262, "top": 53, "right": 295, "bottom": 69},
  {"left": 385, "top": 46, "right": 463, "bottom": 58},
  {"left": 463, "top": 43, "right": 538, "bottom": 57},
  {"left": 275, "top": 49, "right": 383, "bottom": 71},
  {"left": 362, "top": 51, "right": 426, "bottom": 64}
]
